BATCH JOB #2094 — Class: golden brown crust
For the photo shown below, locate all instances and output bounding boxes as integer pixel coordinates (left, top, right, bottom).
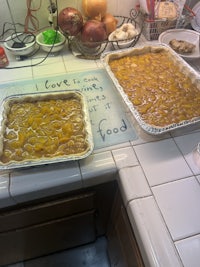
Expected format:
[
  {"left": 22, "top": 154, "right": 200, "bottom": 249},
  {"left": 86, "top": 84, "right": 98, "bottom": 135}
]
[
  {"left": 108, "top": 47, "right": 200, "bottom": 127},
  {"left": 0, "top": 92, "right": 91, "bottom": 165}
]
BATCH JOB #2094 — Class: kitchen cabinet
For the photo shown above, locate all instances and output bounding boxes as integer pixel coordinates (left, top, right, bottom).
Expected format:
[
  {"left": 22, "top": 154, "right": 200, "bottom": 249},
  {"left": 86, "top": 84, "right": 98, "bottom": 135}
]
[
  {"left": 0, "top": 181, "right": 117, "bottom": 266},
  {"left": 107, "top": 188, "right": 144, "bottom": 267},
  {"left": 0, "top": 180, "right": 144, "bottom": 267}
]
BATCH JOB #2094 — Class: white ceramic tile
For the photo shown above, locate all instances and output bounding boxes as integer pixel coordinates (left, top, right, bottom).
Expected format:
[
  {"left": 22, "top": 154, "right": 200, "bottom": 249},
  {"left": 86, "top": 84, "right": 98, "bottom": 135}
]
[
  {"left": 95, "top": 141, "right": 131, "bottom": 154},
  {"left": 173, "top": 132, "right": 200, "bottom": 153},
  {"left": 197, "top": 175, "right": 200, "bottom": 184},
  {"left": 112, "top": 146, "right": 138, "bottom": 169},
  {"left": 134, "top": 138, "right": 193, "bottom": 186},
  {"left": 4, "top": 48, "right": 23, "bottom": 63},
  {"left": 152, "top": 177, "right": 200, "bottom": 241},
  {"left": 193, "top": 147, "right": 200, "bottom": 171},
  {"left": 10, "top": 161, "right": 82, "bottom": 203},
  {"left": 0, "top": 172, "right": 16, "bottom": 208},
  {"left": 174, "top": 132, "right": 200, "bottom": 175},
  {"left": 118, "top": 165, "right": 151, "bottom": 206},
  {"left": 171, "top": 124, "right": 200, "bottom": 137},
  {"left": 175, "top": 234, "right": 200, "bottom": 267},
  {"left": 31, "top": 55, "right": 67, "bottom": 78},
  {"left": 127, "top": 111, "right": 171, "bottom": 146},
  {"left": 0, "top": 59, "right": 33, "bottom": 82},
  {"left": 95, "top": 60, "right": 104, "bottom": 69},
  {"left": 63, "top": 53, "right": 98, "bottom": 73},
  {"left": 130, "top": 127, "right": 169, "bottom": 145},
  {"left": 79, "top": 151, "right": 117, "bottom": 187},
  {"left": 127, "top": 197, "right": 183, "bottom": 267}
]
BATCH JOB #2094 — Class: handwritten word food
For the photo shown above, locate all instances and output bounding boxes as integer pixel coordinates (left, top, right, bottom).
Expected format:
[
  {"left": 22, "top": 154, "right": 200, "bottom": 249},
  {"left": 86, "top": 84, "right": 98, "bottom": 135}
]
[
  {"left": 169, "top": 39, "right": 196, "bottom": 54},
  {"left": 108, "top": 48, "right": 200, "bottom": 127},
  {"left": 0, "top": 94, "right": 90, "bottom": 164}
]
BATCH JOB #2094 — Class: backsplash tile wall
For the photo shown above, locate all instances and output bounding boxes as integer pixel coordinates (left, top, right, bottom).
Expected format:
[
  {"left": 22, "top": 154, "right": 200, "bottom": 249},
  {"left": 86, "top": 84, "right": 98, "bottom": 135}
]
[{"left": 0, "top": 0, "right": 137, "bottom": 34}]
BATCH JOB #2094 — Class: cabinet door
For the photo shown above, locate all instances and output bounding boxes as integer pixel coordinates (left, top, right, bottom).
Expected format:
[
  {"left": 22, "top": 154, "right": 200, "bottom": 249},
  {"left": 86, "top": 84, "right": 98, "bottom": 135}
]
[
  {"left": 0, "top": 192, "right": 95, "bottom": 232},
  {"left": 107, "top": 190, "right": 144, "bottom": 267},
  {"left": 0, "top": 210, "right": 96, "bottom": 266}
]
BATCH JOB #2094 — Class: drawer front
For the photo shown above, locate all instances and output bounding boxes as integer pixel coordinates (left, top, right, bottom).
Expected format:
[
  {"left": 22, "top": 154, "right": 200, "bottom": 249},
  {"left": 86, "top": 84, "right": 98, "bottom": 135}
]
[
  {"left": 0, "top": 210, "right": 96, "bottom": 266},
  {"left": 0, "top": 191, "right": 95, "bottom": 232}
]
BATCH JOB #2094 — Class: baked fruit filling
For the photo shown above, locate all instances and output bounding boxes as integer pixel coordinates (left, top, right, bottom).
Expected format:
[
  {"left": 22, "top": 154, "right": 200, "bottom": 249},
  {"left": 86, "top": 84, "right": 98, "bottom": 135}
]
[
  {"left": 0, "top": 93, "right": 90, "bottom": 164},
  {"left": 108, "top": 48, "right": 200, "bottom": 127}
]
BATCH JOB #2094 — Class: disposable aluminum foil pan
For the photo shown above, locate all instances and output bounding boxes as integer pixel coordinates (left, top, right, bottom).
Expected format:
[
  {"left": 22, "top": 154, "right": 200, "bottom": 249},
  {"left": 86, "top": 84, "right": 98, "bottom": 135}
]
[
  {"left": 101, "top": 43, "right": 200, "bottom": 135},
  {"left": 0, "top": 90, "right": 94, "bottom": 170}
]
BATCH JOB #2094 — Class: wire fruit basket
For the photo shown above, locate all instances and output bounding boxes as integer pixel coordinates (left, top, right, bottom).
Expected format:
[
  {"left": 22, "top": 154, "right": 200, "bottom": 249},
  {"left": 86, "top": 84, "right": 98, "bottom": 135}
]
[{"left": 67, "top": 9, "right": 143, "bottom": 59}]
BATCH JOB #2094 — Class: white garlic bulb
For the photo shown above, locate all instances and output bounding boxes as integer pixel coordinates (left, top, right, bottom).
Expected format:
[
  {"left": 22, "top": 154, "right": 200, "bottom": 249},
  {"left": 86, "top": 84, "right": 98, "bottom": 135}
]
[{"left": 108, "top": 22, "right": 138, "bottom": 42}]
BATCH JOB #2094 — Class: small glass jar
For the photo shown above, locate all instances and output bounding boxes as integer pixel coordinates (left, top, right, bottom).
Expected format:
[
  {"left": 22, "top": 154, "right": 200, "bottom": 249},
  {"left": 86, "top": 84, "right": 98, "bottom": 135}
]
[{"left": 0, "top": 46, "right": 9, "bottom": 68}]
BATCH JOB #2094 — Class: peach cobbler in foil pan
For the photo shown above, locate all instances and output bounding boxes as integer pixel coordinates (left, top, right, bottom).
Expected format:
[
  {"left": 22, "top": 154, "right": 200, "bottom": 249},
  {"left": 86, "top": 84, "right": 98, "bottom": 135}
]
[
  {"left": 101, "top": 44, "right": 200, "bottom": 134},
  {"left": 0, "top": 91, "right": 93, "bottom": 169}
]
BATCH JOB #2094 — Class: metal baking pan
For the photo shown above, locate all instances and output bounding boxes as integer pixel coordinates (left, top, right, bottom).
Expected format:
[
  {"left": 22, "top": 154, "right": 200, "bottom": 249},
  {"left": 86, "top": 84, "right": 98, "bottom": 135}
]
[
  {"left": 0, "top": 90, "right": 94, "bottom": 170},
  {"left": 101, "top": 43, "right": 200, "bottom": 135}
]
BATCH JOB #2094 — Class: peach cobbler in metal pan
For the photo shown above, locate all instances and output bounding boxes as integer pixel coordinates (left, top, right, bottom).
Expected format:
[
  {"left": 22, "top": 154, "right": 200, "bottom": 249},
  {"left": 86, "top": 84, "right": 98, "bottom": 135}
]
[{"left": 0, "top": 91, "right": 93, "bottom": 168}]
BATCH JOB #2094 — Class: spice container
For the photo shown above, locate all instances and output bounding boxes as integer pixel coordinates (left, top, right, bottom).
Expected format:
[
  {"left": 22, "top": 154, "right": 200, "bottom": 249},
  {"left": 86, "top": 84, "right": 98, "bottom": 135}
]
[{"left": 0, "top": 46, "right": 9, "bottom": 68}]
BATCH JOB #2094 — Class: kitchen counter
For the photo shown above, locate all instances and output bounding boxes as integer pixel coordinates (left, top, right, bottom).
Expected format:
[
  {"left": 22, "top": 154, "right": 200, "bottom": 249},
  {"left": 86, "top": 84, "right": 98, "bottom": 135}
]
[{"left": 0, "top": 36, "right": 200, "bottom": 267}]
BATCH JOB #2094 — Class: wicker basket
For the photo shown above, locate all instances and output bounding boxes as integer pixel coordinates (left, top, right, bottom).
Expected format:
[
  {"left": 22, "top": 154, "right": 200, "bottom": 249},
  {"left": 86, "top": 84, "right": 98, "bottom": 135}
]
[{"left": 142, "top": 13, "right": 192, "bottom": 40}]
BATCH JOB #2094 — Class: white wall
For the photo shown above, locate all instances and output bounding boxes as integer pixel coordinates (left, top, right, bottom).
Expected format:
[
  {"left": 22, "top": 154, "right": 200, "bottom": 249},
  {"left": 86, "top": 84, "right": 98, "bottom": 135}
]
[
  {"left": 0, "top": 0, "right": 198, "bottom": 35},
  {"left": 0, "top": 0, "right": 138, "bottom": 34}
]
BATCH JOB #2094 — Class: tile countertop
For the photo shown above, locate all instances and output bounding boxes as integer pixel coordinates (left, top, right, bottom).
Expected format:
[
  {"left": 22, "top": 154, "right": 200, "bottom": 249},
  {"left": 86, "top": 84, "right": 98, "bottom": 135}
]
[{"left": 1, "top": 37, "right": 200, "bottom": 267}]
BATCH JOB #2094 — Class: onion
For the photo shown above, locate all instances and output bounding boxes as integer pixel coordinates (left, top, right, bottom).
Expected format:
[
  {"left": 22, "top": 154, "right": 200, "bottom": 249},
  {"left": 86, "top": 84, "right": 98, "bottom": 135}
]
[
  {"left": 81, "top": 20, "right": 107, "bottom": 47},
  {"left": 82, "top": 0, "right": 107, "bottom": 20},
  {"left": 102, "top": 13, "right": 118, "bottom": 35},
  {"left": 58, "top": 7, "right": 83, "bottom": 36}
]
